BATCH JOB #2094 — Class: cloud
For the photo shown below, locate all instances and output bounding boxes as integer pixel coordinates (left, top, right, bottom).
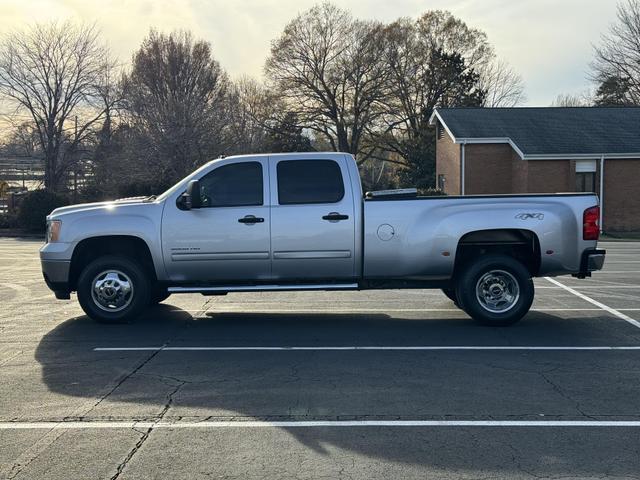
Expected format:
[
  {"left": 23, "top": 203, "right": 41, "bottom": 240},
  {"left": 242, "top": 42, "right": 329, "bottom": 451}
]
[{"left": 0, "top": 0, "right": 620, "bottom": 105}]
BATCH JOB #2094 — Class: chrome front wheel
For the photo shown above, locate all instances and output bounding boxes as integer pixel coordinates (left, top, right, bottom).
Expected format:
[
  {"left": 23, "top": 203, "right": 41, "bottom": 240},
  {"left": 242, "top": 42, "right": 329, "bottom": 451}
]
[
  {"left": 91, "top": 270, "right": 134, "bottom": 312},
  {"left": 78, "top": 255, "right": 150, "bottom": 323}
]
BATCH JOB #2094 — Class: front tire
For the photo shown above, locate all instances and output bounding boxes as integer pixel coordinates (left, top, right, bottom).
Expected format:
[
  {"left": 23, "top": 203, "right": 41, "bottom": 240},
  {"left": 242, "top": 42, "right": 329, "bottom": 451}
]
[
  {"left": 150, "top": 288, "right": 170, "bottom": 305},
  {"left": 77, "top": 255, "right": 151, "bottom": 323},
  {"left": 441, "top": 288, "right": 460, "bottom": 307},
  {"left": 455, "top": 254, "right": 534, "bottom": 326}
]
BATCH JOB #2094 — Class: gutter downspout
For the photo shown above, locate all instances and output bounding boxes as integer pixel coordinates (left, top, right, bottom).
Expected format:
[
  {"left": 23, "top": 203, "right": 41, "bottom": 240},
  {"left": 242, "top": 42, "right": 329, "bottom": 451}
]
[
  {"left": 460, "top": 142, "right": 466, "bottom": 195},
  {"left": 599, "top": 155, "right": 605, "bottom": 233}
]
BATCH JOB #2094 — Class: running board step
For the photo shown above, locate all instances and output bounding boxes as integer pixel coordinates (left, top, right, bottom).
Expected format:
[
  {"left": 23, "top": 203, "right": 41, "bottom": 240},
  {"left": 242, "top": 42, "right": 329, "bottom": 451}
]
[{"left": 167, "top": 283, "right": 359, "bottom": 293}]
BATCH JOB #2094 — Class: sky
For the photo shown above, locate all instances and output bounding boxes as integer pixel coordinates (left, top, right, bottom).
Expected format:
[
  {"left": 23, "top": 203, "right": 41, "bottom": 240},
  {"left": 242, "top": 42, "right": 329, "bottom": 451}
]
[{"left": 0, "top": 0, "right": 621, "bottom": 106}]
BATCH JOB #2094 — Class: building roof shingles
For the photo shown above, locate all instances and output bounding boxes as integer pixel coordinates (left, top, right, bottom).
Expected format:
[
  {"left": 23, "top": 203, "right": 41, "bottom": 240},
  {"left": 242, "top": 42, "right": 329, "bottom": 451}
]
[{"left": 435, "top": 107, "right": 640, "bottom": 156}]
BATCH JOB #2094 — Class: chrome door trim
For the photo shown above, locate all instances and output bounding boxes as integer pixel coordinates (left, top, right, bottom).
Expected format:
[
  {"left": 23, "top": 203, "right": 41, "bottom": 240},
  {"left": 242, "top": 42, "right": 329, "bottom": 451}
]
[
  {"left": 171, "top": 252, "right": 270, "bottom": 261},
  {"left": 273, "top": 250, "right": 352, "bottom": 259}
]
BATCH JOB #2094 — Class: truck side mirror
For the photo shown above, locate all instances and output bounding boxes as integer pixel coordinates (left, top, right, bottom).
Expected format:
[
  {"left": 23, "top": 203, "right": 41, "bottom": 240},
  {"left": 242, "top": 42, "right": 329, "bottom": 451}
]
[
  {"left": 178, "top": 179, "right": 202, "bottom": 210},
  {"left": 186, "top": 180, "right": 202, "bottom": 209}
]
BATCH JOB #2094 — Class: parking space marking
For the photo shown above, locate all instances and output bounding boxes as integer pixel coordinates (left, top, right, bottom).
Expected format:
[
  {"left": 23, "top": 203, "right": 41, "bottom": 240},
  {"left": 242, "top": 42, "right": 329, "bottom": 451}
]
[
  {"left": 170, "top": 308, "right": 640, "bottom": 314},
  {"left": 94, "top": 346, "right": 640, "bottom": 352},
  {"left": 2, "top": 420, "right": 640, "bottom": 430},
  {"left": 540, "top": 285, "right": 640, "bottom": 289},
  {"left": 535, "top": 285, "right": 639, "bottom": 288},
  {"left": 188, "top": 308, "right": 615, "bottom": 314},
  {"left": 545, "top": 277, "right": 640, "bottom": 329},
  {"left": 198, "top": 310, "right": 640, "bottom": 314},
  {"left": 582, "top": 271, "right": 640, "bottom": 273}
]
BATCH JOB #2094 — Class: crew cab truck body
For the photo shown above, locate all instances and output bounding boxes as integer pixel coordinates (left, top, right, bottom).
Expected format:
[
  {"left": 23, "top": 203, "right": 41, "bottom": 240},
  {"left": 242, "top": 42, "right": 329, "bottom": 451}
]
[{"left": 40, "top": 152, "right": 605, "bottom": 326}]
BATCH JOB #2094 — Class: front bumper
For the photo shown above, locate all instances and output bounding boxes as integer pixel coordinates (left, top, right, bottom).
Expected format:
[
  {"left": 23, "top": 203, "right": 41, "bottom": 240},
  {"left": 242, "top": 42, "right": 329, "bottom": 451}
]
[
  {"left": 41, "top": 259, "right": 71, "bottom": 299},
  {"left": 573, "top": 248, "right": 606, "bottom": 279}
]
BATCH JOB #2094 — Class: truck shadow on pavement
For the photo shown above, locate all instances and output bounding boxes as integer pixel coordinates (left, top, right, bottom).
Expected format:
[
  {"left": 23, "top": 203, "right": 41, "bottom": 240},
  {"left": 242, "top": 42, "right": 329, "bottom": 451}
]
[{"left": 33, "top": 304, "right": 640, "bottom": 477}]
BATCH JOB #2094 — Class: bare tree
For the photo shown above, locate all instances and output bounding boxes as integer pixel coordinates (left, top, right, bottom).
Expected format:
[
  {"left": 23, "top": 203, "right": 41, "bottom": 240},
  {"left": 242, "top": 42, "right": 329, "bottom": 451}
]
[
  {"left": 551, "top": 92, "right": 592, "bottom": 107},
  {"left": 415, "top": 10, "right": 493, "bottom": 70},
  {"left": 265, "top": 3, "right": 390, "bottom": 161},
  {"left": 366, "top": 13, "right": 488, "bottom": 188},
  {"left": 592, "top": 0, "right": 640, "bottom": 104},
  {"left": 2, "top": 121, "right": 39, "bottom": 157},
  {"left": 377, "top": 14, "right": 489, "bottom": 143},
  {"left": 478, "top": 60, "right": 526, "bottom": 107},
  {"left": 224, "top": 77, "right": 273, "bottom": 154},
  {"left": 122, "top": 30, "right": 229, "bottom": 181},
  {"left": 0, "top": 22, "right": 115, "bottom": 192}
]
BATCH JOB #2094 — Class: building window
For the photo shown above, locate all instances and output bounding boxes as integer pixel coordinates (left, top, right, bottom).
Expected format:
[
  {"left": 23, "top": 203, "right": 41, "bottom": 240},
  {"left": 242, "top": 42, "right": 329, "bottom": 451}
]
[
  {"left": 437, "top": 122, "right": 444, "bottom": 140},
  {"left": 576, "top": 172, "right": 596, "bottom": 192},
  {"left": 438, "top": 174, "right": 446, "bottom": 191},
  {"left": 575, "top": 160, "right": 597, "bottom": 193}
]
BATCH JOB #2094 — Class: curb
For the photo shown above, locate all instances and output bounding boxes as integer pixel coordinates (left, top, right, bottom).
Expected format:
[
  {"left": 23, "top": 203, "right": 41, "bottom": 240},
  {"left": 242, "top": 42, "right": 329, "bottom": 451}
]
[{"left": 0, "top": 229, "right": 44, "bottom": 239}]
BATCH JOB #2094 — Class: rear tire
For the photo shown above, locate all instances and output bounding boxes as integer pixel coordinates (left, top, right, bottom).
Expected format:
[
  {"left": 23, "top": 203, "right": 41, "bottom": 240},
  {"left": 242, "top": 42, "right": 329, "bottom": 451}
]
[
  {"left": 455, "top": 254, "right": 533, "bottom": 326},
  {"left": 77, "top": 255, "right": 151, "bottom": 323}
]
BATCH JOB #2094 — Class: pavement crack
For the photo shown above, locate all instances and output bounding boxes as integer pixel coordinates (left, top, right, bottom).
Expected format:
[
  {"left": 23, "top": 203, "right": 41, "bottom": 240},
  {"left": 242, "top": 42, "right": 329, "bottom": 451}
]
[
  {"left": 108, "top": 426, "right": 153, "bottom": 480},
  {"left": 85, "top": 347, "right": 165, "bottom": 415},
  {"left": 109, "top": 379, "right": 186, "bottom": 480},
  {"left": 538, "top": 370, "right": 598, "bottom": 421},
  {"left": 500, "top": 438, "right": 545, "bottom": 479},
  {"left": 3, "top": 425, "right": 66, "bottom": 480},
  {"left": 134, "top": 371, "right": 190, "bottom": 387}
]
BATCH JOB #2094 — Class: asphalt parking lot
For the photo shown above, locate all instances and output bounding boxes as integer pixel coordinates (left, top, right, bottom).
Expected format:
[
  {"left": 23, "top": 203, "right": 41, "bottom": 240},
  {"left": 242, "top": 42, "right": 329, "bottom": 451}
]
[{"left": 1, "top": 238, "right": 640, "bottom": 479}]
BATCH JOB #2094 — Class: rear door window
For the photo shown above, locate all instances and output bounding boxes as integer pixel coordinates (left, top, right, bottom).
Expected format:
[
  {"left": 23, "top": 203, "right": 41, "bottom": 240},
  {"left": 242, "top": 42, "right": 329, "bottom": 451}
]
[{"left": 277, "top": 160, "right": 345, "bottom": 205}]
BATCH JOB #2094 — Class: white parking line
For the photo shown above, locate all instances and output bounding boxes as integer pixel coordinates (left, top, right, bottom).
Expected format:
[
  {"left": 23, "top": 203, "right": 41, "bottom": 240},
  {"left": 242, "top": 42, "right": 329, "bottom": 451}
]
[
  {"left": 534, "top": 285, "right": 640, "bottom": 289},
  {"left": 1, "top": 420, "right": 640, "bottom": 429},
  {"left": 545, "top": 277, "right": 640, "bottom": 329},
  {"left": 548, "top": 286, "right": 640, "bottom": 289},
  {"left": 173, "top": 308, "right": 640, "bottom": 314},
  {"left": 94, "top": 346, "right": 640, "bottom": 352},
  {"left": 585, "top": 271, "right": 640, "bottom": 273},
  {"left": 197, "top": 308, "right": 637, "bottom": 313}
]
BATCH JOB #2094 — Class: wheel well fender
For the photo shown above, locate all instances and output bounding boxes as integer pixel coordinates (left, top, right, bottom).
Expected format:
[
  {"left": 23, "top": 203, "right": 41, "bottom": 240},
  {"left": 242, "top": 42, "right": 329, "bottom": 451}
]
[
  {"left": 69, "top": 235, "right": 156, "bottom": 290},
  {"left": 454, "top": 229, "right": 541, "bottom": 277}
]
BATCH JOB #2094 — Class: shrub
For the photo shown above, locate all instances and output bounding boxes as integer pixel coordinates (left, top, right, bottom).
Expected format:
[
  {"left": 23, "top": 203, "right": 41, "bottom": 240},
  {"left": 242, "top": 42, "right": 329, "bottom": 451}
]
[
  {"left": 17, "top": 190, "right": 68, "bottom": 232},
  {"left": 117, "top": 180, "right": 172, "bottom": 199},
  {"left": 417, "top": 188, "right": 446, "bottom": 196},
  {"left": 77, "top": 184, "right": 110, "bottom": 203},
  {"left": 0, "top": 212, "right": 18, "bottom": 229}
]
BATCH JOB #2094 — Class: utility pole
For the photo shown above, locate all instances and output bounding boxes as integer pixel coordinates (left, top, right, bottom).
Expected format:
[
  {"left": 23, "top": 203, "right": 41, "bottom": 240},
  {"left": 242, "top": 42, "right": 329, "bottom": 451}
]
[{"left": 73, "top": 115, "right": 78, "bottom": 202}]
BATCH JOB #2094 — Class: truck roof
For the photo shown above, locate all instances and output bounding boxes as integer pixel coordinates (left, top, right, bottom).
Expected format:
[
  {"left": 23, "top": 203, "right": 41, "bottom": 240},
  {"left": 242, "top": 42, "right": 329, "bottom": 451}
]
[{"left": 211, "top": 152, "right": 352, "bottom": 163}]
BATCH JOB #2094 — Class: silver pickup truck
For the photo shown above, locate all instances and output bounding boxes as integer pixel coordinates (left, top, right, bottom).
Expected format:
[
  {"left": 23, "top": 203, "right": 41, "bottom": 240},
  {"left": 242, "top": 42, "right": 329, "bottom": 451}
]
[{"left": 40, "top": 152, "right": 605, "bottom": 326}]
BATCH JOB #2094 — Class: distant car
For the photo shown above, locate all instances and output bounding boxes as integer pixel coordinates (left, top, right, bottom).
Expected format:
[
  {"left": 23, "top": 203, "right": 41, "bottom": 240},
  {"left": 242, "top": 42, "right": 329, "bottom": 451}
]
[{"left": 40, "top": 152, "right": 605, "bottom": 326}]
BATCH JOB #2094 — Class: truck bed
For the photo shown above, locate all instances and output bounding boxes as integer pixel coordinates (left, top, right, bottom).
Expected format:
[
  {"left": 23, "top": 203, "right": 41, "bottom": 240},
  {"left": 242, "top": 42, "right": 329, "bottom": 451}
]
[{"left": 363, "top": 192, "right": 599, "bottom": 280}]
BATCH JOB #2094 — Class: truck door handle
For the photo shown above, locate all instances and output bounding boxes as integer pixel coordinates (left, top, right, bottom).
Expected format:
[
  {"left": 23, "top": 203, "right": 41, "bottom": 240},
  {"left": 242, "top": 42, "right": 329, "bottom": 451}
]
[
  {"left": 322, "top": 212, "right": 349, "bottom": 221},
  {"left": 238, "top": 215, "right": 264, "bottom": 224}
]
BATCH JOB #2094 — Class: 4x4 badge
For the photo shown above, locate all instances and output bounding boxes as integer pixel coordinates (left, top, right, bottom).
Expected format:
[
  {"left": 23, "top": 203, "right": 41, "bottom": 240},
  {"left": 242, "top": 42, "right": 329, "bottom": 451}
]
[{"left": 515, "top": 213, "right": 544, "bottom": 220}]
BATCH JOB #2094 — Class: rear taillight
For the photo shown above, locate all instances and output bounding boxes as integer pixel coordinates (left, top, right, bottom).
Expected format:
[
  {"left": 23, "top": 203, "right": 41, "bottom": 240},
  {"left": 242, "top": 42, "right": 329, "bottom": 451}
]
[{"left": 583, "top": 206, "right": 600, "bottom": 240}]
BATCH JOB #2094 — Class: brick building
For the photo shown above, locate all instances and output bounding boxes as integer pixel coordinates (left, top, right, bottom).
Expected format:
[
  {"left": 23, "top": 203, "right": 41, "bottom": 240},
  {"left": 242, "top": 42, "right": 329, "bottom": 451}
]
[{"left": 431, "top": 107, "right": 640, "bottom": 232}]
